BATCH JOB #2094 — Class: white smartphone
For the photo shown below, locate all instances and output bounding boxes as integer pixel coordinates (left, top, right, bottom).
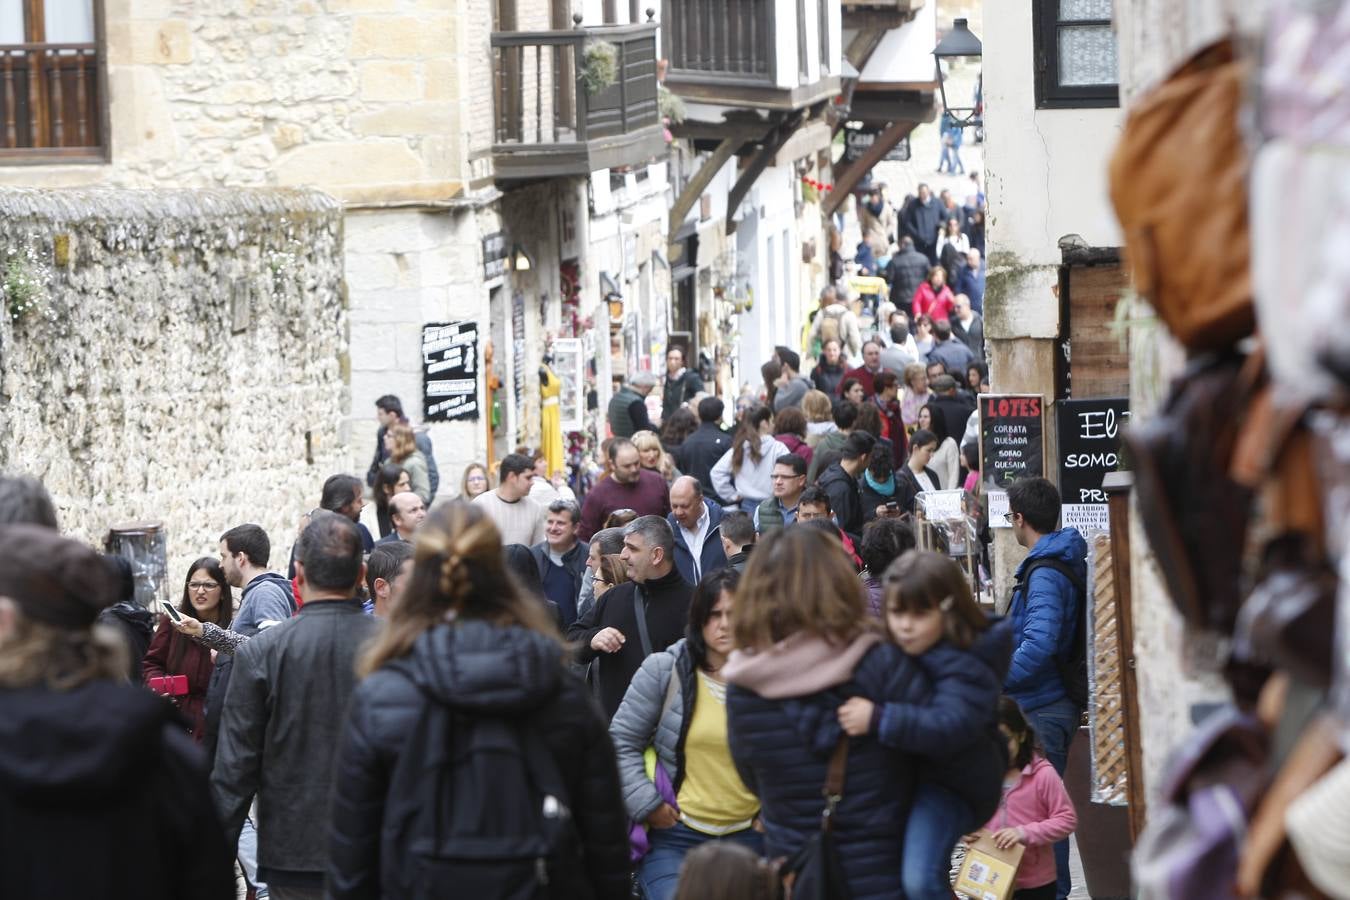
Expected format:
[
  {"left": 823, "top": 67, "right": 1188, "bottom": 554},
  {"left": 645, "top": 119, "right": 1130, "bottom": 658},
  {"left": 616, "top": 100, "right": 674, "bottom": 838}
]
[{"left": 159, "top": 601, "right": 182, "bottom": 623}]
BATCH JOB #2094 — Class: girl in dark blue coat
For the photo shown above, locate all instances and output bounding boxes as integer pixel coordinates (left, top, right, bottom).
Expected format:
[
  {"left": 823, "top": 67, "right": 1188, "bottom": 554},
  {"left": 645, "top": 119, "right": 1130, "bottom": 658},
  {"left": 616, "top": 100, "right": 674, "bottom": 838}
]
[{"left": 837, "top": 550, "right": 1013, "bottom": 900}]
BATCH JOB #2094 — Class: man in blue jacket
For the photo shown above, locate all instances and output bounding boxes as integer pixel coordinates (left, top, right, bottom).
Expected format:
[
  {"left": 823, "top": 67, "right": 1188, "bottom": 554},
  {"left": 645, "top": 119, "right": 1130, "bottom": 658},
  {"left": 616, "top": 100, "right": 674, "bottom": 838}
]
[
  {"left": 1004, "top": 477, "right": 1087, "bottom": 900},
  {"left": 667, "top": 476, "right": 726, "bottom": 585}
]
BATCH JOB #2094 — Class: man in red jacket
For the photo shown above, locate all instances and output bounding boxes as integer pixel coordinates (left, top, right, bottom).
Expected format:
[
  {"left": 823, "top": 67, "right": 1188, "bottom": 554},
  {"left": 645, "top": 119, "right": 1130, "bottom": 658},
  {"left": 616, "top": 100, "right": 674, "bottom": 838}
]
[{"left": 839, "top": 339, "right": 885, "bottom": 399}]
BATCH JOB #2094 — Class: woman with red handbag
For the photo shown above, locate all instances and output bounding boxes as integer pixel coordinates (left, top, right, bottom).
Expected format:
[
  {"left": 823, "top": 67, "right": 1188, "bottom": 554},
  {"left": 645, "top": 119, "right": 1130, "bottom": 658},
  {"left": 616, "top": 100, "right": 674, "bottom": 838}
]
[{"left": 142, "top": 558, "right": 232, "bottom": 742}]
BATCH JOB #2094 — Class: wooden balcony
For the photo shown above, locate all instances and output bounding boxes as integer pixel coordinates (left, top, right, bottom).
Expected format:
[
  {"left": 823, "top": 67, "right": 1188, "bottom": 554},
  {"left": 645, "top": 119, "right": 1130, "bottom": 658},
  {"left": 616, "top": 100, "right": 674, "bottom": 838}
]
[
  {"left": 0, "top": 43, "right": 105, "bottom": 161},
  {"left": 842, "top": 0, "right": 924, "bottom": 29},
  {"left": 661, "top": 0, "right": 841, "bottom": 110},
  {"left": 492, "top": 23, "right": 666, "bottom": 181}
]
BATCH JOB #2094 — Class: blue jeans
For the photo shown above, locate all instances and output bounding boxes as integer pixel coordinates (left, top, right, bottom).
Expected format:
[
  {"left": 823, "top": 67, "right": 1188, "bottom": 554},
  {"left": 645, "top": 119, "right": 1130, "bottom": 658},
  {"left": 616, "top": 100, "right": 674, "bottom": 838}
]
[
  {"left": 639, "top": 821, "right": 764, "bottom": 900},
  {"left": 1024, "top": 696, "right": 1080, "bottom": 900},
  {"left": 902, "top": 782, "right": 976, "bottom": 900}
]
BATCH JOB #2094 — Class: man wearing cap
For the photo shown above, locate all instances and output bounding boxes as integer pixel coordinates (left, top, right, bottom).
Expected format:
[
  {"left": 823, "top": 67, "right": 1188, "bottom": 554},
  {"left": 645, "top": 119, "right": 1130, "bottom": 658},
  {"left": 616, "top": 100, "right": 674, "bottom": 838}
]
[
  {"left": 929, "top": 373, "right": 978, "bottom": 445},
  {"left": 212, "top": 512, "right": 379, "bottom": 900},
  {"left": 0, "top": 524, "right": 235, "bottom": 900}
]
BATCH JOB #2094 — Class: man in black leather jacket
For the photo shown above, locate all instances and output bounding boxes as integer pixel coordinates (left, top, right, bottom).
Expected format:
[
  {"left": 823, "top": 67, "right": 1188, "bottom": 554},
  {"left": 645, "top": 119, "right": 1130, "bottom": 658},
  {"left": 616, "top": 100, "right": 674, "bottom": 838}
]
[{"left": 212, "top": 512, "right": 379, "bottom": 900}]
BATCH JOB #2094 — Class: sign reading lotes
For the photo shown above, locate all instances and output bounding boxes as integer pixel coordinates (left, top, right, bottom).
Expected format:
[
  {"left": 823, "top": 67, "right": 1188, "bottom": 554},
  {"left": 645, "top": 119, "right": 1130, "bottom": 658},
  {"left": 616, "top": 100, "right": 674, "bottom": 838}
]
[{"left": 979, "top": 394, "right": 1046, "bottom": 528}]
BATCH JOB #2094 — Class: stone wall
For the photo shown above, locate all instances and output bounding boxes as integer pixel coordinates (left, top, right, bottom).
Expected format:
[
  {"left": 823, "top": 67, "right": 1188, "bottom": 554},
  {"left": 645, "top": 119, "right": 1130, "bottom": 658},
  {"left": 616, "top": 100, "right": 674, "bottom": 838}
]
[
  {"left": 0, "top": 0, "right": 479, "bottom": 202},
  {"left": 0, "top": 187, "right": 347, "bottom": 579}
]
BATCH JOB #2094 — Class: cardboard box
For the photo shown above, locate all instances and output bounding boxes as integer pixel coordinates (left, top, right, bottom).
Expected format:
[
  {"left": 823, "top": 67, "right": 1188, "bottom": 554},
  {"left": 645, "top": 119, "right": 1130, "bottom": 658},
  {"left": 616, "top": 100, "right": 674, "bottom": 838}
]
[{"left": 953, "top": 831, "right": 1025, "bottom": 900}]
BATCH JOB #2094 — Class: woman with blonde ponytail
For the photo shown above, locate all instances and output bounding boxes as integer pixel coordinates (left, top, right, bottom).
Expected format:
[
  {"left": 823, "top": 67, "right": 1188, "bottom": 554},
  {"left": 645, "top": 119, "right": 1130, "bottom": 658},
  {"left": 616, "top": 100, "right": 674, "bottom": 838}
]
[{"left": 328, "top": 501, "right": 630, "bottom": 900}]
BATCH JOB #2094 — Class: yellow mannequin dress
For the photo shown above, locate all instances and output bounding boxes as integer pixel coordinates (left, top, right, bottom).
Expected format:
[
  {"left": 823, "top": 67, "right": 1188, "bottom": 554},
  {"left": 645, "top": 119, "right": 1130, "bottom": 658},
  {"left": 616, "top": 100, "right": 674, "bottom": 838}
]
[{"left": 540, "top": 366, "right": 565, "bottom": 477}]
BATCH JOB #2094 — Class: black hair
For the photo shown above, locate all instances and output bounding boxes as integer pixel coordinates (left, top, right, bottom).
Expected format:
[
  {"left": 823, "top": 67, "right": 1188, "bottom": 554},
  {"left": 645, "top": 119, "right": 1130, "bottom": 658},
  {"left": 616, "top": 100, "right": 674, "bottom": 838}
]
[
  {"left": 106, "top": 555, "right": 136, "bottom": 604},
  {"left": 910, "top": 429, "right": 939, "bottom": 456},
  {"left": 365, "top": 542, "right": 413, "bottom": 598},
  {"left": 919, "top": 402, "right": 951, "bottom": 444},
  {"left": 859, "top": 519, "right": 915, "bottom": 580},
  {"left": 1006, "top": 477, "right": 1061, "bottom": 534},
  {"left": 732, "top": 406, "right": 773, "bottom": 470},
  {"left": 374, "top": 463, "right": 407, "bottom": 519},
  {"left": 661, "top": 407, "right": 700, "bottom": 447},
  {"left": 503, "top": 544, "right": 545, "bottom": 599},
  {"left": 890, "top": 323, "right": 909, "bottom": 344},
  {"left": 720, "top": 510, "right": 756, "bottom": 548},
  {"left": 499, "top": 453, "right": 534, "bottom": 481},
  {"left": 0, "top": 475, "right": 58, "bottom": 529},
  {"left": 999, "top": 695, "right": 1043, "bottom": 770},
  {"left": 220, "top": 523, "right": 270, "bottom": 568},
  {"left": 839, "top": 377, "right": 863, "bottom": 399},
  {"left": 831, "top": 399, "right": 859, "bottom": 429},
  {"left": 375, "top": 394, "right": 404, "bottom": 417},
  {"left": 607, "top": 438, "right": 635, "bottom": 462},
  {"left": 180, "top": 557, "right": 233, "bottom": 627},
  {"left": 865, "top": 443, "right": 894, "bottom": 481},
  {"left": 774, "top": 453, "right": 807, "bottom": 478},
  {"left": 321, "top": 474, "right": 363, "bottom": 514},
  {"left": 842, "top": 431, "right": 876, "bottom": 460},
  {"left": 874, "top": 371, "right": 900, "bottom": 394},
  {"left": 778, "top": 347, "right": 801, "bottom": 373},
  {"left": 799, "top": 485, "right": 832, "bottom": 512},
  {"left": 697, "top": 396, "right": 725, "bottom": 424},
  {"left": 686, "top": 568, "right": 741, "bottom": 672},
  {"left": 933, "top": 318, "right": 953, "bottom": 341},
  {"left": 296, "top": 511, "right": 362, "bottom": 592}
]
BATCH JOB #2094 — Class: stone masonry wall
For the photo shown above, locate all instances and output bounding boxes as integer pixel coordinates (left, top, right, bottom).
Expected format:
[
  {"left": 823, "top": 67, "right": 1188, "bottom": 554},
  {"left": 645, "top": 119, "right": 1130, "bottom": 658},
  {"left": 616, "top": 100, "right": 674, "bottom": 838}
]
[
  {"left": 0, "top": 187, "right": 347, "bottom": 579},
  {"left": 0, "top": 0, "right": 478, "bottom": 203}
]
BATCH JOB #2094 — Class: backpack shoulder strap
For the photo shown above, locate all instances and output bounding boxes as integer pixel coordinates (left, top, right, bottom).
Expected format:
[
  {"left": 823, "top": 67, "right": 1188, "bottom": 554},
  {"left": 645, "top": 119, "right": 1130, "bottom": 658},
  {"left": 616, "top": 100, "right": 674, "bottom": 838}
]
[
  {"left": 1018, "top": 558, "right": 1086, "bottom": 595},
  {"left": 632, "top": 586, "right": 654, "bottom": 658}
]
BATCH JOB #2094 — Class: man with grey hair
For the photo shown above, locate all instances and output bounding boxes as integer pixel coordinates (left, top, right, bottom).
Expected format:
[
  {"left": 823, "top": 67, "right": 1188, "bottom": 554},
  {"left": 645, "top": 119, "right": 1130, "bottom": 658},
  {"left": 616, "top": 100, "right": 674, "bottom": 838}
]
[
  {"left": 529, "top": 498, "right": 588, "bottom": 627},
  {"left": 575, "top": 525, "right": 626, "bottom": 620},
  {"left": 608, "top": 371, "right": 658, "bottom": 438},
  {"left": 0, "top": 474, "right": 58, "bottom": 529},
  {"left": 567, "top": 515, "right": 693, "bottom": 719}
]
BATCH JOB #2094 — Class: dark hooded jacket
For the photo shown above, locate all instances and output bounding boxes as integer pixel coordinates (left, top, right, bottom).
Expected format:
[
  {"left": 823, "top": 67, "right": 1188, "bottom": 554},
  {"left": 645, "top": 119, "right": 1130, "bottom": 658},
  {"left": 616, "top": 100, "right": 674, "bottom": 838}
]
[
  {"left": 875, "top": 617, "right": 1014, "bottom": 824},
  {"left": 818, "top": 461, "right": 865, "bottom": 535},
  {"left": 97, "top": 599, "right": 155, "bottom": 682},
  {"left": 326, "top": 620, "right": 629, "bottom": 900},
  {"left": 0, "top": 680, "right": 235, "bottom": 900}
]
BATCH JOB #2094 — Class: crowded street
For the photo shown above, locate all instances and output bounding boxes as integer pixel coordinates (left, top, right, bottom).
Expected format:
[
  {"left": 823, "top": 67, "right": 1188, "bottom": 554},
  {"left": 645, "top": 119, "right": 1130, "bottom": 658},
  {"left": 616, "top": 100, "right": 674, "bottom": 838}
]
[{"left": 1, "top": 1, "right": 1347, "bottom": 899}]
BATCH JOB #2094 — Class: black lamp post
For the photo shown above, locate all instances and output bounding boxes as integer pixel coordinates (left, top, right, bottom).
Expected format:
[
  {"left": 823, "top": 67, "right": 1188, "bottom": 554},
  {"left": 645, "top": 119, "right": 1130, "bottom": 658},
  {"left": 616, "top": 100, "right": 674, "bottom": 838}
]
[{"left": 933, "top": 18, "right": 983, "bottom": 127}]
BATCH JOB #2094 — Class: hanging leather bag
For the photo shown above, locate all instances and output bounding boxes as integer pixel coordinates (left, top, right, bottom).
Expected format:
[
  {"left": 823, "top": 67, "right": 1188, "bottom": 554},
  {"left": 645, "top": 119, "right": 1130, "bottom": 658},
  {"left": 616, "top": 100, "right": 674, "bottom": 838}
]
[
  {"left": 1109, "top": 39, "right": 1254, "bottom": 353},
  {"left": 781, "top": 737, "right": 851, "bottom": 900}
]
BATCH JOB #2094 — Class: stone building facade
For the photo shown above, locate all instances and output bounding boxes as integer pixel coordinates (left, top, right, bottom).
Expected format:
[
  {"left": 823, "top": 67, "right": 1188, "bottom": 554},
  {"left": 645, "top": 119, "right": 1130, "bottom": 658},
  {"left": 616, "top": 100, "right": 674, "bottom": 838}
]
[{"left": 0, "top": 0, "right": 670, "bottom": 542}]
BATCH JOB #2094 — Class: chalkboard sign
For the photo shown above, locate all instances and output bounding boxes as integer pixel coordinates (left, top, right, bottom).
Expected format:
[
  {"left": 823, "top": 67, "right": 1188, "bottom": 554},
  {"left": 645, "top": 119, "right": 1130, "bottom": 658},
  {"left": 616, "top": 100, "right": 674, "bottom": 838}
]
[
  {"left": 1056, "top": 398, "right": 1128, "bottom": 532},
  {"left": 422, "top": 321, "right": 479, "bottom": 422},
  {"left": 979, "top": 394, "right": 1045, "bottom": 527}
]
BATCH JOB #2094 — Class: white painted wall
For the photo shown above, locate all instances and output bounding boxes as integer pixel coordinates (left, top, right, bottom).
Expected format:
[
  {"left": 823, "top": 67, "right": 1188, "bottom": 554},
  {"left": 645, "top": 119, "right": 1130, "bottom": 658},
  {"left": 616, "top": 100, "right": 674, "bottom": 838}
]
[
  {"left": 734, "top": 163, "right": 802, "bottom": 377},
  {"left": 983, "top": 1, "right": 1123, "bottom": 269}
]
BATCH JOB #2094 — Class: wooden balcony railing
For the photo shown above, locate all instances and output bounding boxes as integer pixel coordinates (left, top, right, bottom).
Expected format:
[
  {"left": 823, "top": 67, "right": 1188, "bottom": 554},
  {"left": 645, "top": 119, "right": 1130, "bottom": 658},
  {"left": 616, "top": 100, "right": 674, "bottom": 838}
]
[
  {"left": 663, "top": 0, "right": 775, "bottom": 83},
  {"left": 0, "top": 44, "right": 104, "bottom": 157},
  {"left": 492, "top": 23, "right": 660, "bottom": 148}
]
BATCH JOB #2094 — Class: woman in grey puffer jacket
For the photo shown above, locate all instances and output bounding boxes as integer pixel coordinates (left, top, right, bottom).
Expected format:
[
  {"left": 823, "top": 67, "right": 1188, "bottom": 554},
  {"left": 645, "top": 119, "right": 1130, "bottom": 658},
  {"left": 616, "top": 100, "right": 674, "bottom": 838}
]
[{"left": 609, "top": 568, "right": 763, "bottom": 900}]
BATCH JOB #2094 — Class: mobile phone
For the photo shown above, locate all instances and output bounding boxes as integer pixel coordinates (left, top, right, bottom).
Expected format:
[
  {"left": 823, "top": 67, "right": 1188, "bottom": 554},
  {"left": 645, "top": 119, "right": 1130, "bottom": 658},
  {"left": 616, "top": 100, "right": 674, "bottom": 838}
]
[
  {"left": 885, "top": 501, "right": 900, "bottom": 511},
  {"left": 147, "top": 675, "right": 188, "bottom": 696},
  {"left": 159, "top": 601, "right": 182, "bottom": 623}
]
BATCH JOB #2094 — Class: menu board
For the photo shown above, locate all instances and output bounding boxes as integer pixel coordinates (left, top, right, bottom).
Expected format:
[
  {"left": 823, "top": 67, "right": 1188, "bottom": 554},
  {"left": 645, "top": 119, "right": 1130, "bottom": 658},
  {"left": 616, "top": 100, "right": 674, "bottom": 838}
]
[
  {"left": 979, "top": 394, "right": 1045, "bottom": 528},
  {"left": 422, "top": 321, "right": 479, "bottom": 422},
  {"left": 1056, "top": 398, "right": 1129, "bottom": 533}
]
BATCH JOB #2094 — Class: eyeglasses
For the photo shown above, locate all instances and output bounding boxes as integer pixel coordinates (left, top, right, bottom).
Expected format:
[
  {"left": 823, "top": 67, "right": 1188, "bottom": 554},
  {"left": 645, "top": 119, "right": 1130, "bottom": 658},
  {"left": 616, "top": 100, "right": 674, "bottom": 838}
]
[
  {"left": 771, "top": 473, "right": 805, "bottom": 481},
  {"left": 188, "top": 582, "right": 221, "bottom": 592},
  {"left": 1002, "top": 512, "right": 1016, "bottom": 524}
]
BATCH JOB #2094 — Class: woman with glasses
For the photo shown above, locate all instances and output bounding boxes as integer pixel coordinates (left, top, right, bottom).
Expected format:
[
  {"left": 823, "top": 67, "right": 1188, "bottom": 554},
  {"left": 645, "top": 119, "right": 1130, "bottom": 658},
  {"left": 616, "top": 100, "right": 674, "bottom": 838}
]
[
  {"left": 459, "top": 462, "right": 491, "bottom": 502},
  {"left": 142, "top": 558, "right": 233, "bottom": 742},
  {"left": 593, "top": 554, "right": 630, "bottom": 599}
]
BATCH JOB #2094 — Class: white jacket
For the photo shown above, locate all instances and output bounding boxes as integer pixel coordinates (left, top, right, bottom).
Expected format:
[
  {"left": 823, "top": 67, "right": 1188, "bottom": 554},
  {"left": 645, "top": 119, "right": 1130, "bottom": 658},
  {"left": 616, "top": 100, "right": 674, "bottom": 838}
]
[{"left": 711, "top": 436, "right": 790, "bottom": 504}]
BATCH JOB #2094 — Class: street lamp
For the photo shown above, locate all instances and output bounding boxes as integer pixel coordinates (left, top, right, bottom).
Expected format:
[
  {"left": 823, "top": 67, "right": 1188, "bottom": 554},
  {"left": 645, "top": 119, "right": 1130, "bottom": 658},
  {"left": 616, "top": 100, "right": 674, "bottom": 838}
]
[{"left": 933, "top": 18, "right": 983, "bottom": 128}]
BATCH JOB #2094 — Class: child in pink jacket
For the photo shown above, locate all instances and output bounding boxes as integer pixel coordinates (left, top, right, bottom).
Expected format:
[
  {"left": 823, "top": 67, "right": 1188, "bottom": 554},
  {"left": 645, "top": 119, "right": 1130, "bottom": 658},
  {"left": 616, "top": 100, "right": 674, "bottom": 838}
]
[{"left": 971, "top": 697, "right": 1078, "bottom": 900}]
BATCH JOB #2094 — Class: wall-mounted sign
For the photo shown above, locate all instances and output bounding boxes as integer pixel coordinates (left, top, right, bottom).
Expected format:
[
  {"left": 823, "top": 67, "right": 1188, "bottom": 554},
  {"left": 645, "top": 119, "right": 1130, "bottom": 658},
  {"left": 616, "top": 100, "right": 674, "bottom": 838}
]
[
  {"left": 483, "top": 232, "right": 508, "bottom": 280},
  {"left": 844, "top": 128, "right": 911, "bottom": 163},
  {"left": 422, "top": 321, "right": 479, "bottom": 422},
  {"left": 1056, "top": 398, "right": 1129, "bottom": 533},
  {"left": 979, "top": 394, "right": 1046, "bottom": 528}
]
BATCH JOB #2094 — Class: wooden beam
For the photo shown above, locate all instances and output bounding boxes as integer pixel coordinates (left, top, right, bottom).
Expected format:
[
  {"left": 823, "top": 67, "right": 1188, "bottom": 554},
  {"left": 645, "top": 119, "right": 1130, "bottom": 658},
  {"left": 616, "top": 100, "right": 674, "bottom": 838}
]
[
  {"left": 725, "top": 110, "right": 805, "bottom": 234},
  {"left": 823, "top": 118, "right": 916, "bottom": 215},
  {"left": 667, "top": 137, "right": 740, "bottom": 245},
  {"left": 845, "top": 28, "right": 887, "bottom": 71}
]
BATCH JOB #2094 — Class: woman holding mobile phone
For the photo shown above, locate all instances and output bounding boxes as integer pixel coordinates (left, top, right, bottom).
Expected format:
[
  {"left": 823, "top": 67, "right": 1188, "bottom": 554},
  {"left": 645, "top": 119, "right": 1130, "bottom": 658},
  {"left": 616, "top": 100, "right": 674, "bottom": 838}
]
[{"left": 142, "top": 558, "right": 233, "bottom": 742}]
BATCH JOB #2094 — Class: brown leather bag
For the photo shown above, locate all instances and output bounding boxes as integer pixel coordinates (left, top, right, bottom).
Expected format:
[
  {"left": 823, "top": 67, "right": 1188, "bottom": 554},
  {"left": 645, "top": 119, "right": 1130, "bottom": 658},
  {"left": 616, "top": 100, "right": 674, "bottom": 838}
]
[{"left": 1109, "top": 39, "right": 1254, "bottom": 353}]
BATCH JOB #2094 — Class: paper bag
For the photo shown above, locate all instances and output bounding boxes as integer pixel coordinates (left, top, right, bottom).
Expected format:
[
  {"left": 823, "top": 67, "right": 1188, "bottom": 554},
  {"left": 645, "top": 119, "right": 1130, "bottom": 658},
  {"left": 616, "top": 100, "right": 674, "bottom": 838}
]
[{"left": 953, "top": 831, "right": 1025, "bottom": 900}]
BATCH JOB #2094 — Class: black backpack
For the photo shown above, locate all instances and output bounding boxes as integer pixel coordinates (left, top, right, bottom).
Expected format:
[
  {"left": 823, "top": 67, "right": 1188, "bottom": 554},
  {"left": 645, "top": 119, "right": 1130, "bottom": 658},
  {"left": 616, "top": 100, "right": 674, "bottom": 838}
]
[
  {"left": 1013, "top": 558, "right": 1089, "bottom": 711},
  {"left": 381, "top": 692, "right": 586, "bottom": 900}
]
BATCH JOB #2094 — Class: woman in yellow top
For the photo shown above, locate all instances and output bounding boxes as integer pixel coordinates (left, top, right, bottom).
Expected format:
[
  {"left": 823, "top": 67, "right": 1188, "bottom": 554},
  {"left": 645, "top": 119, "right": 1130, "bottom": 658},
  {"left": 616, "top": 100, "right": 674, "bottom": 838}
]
[{"left": 609, "top": 568, "right": 762, "bottom": 900}]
